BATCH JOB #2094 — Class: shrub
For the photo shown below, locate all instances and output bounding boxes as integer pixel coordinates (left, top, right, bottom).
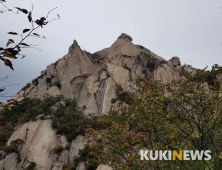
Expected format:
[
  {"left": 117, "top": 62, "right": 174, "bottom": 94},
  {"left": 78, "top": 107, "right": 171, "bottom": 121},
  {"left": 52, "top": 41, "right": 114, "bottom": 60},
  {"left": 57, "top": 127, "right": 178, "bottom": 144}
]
[
  {"left": 31, "top": 78, "right": 39, "bottom": 86},
  {"left": 2, "top": 139, "right": 24, "bottom": 154},
  {"left": 10, "top": 139, "right": 24, "bottom": 151},
  {"left": 2, "top": 145, "right": 16, "bottom": 154},
  {"left": 40, "top": 70, "right": 46, "bottom": 76},
  {"left": 182, "top": 63, "right": 199, "bottom": 71},
  {"left": 0, "top": 96, "right": 63, "bottom": 149},
  {"left": 111, "top": 98, "right": 117, "bottom": 104},
  {"left": 46, "top": 77, "right": 52, "bottom": 84},
  {"left": 50, "top": 145, "right": 64, "bottom": 154},
  {"left": 72, "top": 144, "right": 99, "bottom": 170},
  {"left": 21, "top": 83, "right": 31, "bottom": 91}
]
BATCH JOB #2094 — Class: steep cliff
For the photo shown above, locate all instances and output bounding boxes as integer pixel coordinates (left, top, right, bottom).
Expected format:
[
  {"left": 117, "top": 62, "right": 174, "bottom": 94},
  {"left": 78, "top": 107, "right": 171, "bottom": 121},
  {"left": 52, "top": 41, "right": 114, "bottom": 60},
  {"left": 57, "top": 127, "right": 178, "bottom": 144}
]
[
  {"left": 0, "top": 33, "right": 192, "bottom": 170},
  {"left": 13, "top": 33, "right": 191, "bottom": 116}
]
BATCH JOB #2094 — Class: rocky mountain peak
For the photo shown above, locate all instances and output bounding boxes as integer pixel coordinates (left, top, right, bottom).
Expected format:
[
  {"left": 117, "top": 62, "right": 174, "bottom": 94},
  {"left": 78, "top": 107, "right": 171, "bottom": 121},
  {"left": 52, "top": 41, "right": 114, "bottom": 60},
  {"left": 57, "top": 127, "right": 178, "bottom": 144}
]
[
  {"left": 117, "top": 33, "right": 133, "bottom": 41},
  {"left": 68, "top": 40, "right": 80, "bottom": 54},
  {"left": 3, "top": 34, "right": 195, "bottom": 170},
  {"left": 13, "top": 34, "right": 192, "bottom": 116}
]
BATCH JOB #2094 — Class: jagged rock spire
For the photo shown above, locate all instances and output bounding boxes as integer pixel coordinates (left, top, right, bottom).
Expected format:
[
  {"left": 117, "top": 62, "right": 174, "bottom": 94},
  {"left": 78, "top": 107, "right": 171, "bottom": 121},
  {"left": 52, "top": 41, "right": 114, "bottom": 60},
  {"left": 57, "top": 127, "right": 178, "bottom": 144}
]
[{"left": 68, "top": 40, "right": 80, "bottom": 53}]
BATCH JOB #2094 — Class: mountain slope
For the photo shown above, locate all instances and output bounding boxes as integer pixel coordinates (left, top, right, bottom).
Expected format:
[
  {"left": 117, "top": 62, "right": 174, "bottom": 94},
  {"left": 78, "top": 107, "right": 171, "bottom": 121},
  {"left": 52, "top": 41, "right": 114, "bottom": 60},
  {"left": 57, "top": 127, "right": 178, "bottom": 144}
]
[
  {"left": 0, "top": 33, "right": 192, "bottom": 170},
  {"left": 14, "top": 33, "right": 190, "bottom": 116}
]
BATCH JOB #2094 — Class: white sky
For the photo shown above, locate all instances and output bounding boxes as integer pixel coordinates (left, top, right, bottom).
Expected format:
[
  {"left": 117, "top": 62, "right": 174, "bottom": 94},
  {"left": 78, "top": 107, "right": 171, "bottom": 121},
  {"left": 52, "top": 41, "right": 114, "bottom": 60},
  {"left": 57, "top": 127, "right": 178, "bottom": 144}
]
[{"left": 1, "top": 0, "right": 222, "bottom": 101}]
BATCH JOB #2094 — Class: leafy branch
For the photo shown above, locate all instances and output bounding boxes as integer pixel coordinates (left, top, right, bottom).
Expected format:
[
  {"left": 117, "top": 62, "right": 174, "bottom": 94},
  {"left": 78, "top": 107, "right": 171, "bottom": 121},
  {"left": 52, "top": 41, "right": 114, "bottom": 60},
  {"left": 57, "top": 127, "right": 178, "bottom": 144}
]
[{"left": 0, "top": 2, "right": 60, "bottom": 70}]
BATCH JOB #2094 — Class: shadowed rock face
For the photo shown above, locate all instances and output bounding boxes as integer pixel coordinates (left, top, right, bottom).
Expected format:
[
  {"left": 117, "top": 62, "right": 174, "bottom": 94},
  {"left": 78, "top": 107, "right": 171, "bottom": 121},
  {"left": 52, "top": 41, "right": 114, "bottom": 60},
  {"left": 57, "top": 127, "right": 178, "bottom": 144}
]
[
  {"left": 13, "top": 33, "right": 191, "bottom": 116},
  {"left": 3, "top": 33, "right": 193, "bottom": 170}
]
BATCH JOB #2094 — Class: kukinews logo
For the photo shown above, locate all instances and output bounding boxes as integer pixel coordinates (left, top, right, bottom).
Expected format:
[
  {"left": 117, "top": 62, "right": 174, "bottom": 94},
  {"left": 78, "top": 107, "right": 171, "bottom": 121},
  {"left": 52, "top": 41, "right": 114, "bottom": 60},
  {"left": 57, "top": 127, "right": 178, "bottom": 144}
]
[{"left": 140, "top": 150, "right": 211, "bottom": 161}]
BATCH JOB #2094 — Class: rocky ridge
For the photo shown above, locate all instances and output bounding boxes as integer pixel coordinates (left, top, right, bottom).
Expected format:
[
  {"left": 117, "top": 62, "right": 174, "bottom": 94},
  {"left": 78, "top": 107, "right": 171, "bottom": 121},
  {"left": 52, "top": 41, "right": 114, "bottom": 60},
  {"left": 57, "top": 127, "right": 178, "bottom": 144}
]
[
  {"left": 0, "top": 33, "right": 192, "bottom": 170},
  {"left": 13, "top": 33, "right": 191, "bottom": 116}
]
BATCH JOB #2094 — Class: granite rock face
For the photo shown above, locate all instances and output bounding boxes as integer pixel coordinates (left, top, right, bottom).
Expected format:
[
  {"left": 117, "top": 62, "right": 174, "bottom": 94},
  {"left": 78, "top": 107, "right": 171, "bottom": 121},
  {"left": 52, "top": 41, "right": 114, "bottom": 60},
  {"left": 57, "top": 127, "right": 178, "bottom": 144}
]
[
  {"left": 2, "top": 33, "right": 193, "bottom": 170},
  {"left": 0, "top": 118, "right": 86, "bottom": 170},
  {"left": 14, "top": 33, "right": 191, "bottom": 116}
]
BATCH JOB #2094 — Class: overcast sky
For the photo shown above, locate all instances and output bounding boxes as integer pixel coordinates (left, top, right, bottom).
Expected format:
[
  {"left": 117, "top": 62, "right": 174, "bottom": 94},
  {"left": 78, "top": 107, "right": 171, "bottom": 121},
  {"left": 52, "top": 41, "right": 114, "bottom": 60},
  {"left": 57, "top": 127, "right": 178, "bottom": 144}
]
[{"left": 1, "top": 0, "right": 222, "bottom": 101}]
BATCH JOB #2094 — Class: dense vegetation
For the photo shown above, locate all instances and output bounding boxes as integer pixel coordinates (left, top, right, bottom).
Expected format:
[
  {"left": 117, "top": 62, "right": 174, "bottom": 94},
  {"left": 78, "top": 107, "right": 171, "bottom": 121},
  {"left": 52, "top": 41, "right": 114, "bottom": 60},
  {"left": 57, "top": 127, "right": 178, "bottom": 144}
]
[
  {"left": 51, "top": 98, "right": 104, "bottom": 142},
  {"left": 0, "top": 95, "right": 60, "bottom": 149},
  {"left": 0, "top": 95, "right": 103, "bottom": 162},
  {"left": 71, "top": 65, "right": 222, "bottom": 170},
  {"left": 1, "top": 65, "right": 222, "bottom": 170}
]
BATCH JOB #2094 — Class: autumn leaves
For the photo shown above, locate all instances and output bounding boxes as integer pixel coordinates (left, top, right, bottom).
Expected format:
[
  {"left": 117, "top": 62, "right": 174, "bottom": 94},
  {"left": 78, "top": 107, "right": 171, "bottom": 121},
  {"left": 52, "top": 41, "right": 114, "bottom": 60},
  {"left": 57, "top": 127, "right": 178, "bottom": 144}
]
[{"left": 0, "top": 3, "right": 60, "bottom": 71}]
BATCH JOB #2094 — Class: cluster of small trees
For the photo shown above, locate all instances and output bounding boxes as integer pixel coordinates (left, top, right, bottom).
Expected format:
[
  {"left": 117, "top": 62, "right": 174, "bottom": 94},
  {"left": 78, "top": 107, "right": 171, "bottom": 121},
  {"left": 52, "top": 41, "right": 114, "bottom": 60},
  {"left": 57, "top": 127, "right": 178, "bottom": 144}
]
[{"left": 77, "top": 65, "right": 222, "bottom": 170}]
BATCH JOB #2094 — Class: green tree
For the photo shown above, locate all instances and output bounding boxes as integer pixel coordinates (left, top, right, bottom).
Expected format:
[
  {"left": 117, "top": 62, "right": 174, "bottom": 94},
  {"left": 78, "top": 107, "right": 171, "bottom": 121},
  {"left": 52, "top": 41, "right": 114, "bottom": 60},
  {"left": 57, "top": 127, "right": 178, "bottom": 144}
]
[
  {"left": 83, "top": 65, "right": 222, "bottom": 170},
  {"left": 10, "top": 139, "right": 24, "bottom": 151}
]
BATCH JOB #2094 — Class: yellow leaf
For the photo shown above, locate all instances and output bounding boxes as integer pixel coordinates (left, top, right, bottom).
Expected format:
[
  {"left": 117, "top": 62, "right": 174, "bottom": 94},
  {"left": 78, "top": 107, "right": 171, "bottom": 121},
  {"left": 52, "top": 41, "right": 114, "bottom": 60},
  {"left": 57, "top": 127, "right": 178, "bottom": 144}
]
[
  {"left": 6, "top": 39, "right": 14, "bottom": 47},
  {"left": 3, "top": 52, "right": 17, "bottom": 59},
  {"left": 7, "top": 106, "right": 11, "bottom": 111},
  {"left": 1, "top": 58, "right": 14, "bottom": 70}
]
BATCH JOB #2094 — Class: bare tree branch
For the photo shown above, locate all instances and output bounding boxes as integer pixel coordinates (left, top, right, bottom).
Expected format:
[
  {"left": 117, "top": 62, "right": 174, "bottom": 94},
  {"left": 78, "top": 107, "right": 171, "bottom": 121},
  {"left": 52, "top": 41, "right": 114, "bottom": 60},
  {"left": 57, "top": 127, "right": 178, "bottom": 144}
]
[
  {"left": 0, "top": 2, "right": 18, "bottom": 14},
  {"left": 20, "top": 46, "right": 43, "bottom": 51},
  {"left": 46, "top": 7, "right": 57, "bottom": 19},
  {"left": 0, "top": 76, "right": 13, "bottom": 81},
  {"left": 0, "top": 83, "right": 19, "bottom": 89}
]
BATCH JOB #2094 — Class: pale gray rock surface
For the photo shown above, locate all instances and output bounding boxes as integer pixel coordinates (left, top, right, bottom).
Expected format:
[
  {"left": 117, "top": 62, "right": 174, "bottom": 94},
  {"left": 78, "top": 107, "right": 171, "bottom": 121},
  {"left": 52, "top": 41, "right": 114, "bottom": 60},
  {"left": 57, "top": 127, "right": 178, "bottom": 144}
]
[
  {"left": 0, "top": 153, "right": 18, "bottom": 170},
  {"left": 15, "top": 33, "right": 183, "bottom": 116},
  {"left": 12, "top": 90, "right": 25, "bottom": 101},
  {"left": 0, "top": 119, "right": 85, "bottom": 170},
  {"left": 76, "top": 162, "right": 87, "bottom": 170},
  {"left": 5, "top": 33, "right": 192, "bottom": 170},
  {"left": 96, "top": 165, "right": 113, "bottom": 170}
]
